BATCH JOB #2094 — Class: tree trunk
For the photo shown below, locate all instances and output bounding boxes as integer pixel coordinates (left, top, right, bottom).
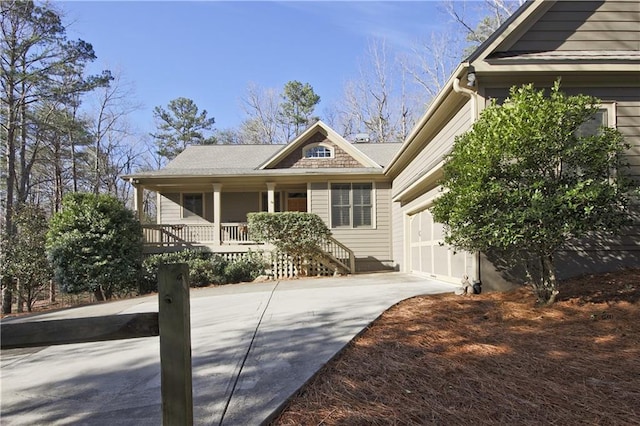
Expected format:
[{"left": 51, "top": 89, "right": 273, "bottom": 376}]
[
  {"left": 531, "top": 254, "right": 559, "bottom": 306},
  {"left": 93, "top": 287, "right": 105, "bottom": 302},
  {"left": 49, "top": 279, "right": 56, "bottom": 303},
  {"left": 2, "top": 280, "right": 13, "bottom": 314},
  {"left": 16, "top": 278, "right": 23, "bottom": 313}
]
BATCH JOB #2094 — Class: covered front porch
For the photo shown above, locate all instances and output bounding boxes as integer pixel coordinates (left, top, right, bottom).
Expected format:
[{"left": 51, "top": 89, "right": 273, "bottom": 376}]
[{"left": 129, "top": 179, "right": 309, "bottom": 252}]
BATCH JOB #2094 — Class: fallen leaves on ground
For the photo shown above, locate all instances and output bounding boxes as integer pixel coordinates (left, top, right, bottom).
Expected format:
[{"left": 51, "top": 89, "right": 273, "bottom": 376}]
[{"left": 271, "top": 269, "right": 640, "bottom": 426}]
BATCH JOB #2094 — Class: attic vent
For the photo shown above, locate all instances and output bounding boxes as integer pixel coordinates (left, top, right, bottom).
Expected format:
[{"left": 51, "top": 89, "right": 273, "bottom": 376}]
[{"left": 353, "top": 133, "right": 370, "bottom": 143}]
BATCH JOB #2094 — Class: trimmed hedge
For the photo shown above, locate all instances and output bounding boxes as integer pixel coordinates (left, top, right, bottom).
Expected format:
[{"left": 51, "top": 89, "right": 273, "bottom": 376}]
[
  {"left": 140, "top": 249, "right": 266, "bottom": 293},
  {"left": 248, "top": 212, "right": 330, "bottom": 259}
]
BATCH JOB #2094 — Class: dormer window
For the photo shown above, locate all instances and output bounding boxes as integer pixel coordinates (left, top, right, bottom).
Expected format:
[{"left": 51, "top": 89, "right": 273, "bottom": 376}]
[{"left": 304, "top": 144, "right": 333, "bottom": 159}]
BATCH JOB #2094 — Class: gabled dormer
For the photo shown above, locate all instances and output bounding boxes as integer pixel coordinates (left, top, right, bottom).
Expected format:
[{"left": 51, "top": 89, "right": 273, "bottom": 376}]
[{"left": 259, "top": 121, "right": 382, "bottom": 170}]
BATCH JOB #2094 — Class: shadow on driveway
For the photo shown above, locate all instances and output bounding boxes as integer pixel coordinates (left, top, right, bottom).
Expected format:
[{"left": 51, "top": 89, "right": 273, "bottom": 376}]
[{"left": 1, "top": 273, "right": 456, "bottom": 425}]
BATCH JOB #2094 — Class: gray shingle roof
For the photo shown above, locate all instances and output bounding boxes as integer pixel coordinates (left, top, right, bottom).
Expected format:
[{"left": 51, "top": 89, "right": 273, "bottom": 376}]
[
  {"left": 356, "top": 143, "right": 403, "bottom": 167},
  {"left": 128, "top": 142, "right": 402, "bottom": 178},
  {"left": 165, "top": 145, "right": 283, "bottom": 170}
]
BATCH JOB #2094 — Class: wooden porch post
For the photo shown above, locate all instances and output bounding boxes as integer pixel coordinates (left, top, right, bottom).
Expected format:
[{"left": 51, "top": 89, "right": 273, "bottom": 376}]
[
  {"left": 213, "top": 183, "right": 222, "bottom": 244},
  {"left": 266, "top": 182, "right": 276, "bottom": 213},
  {"left": 130, "top": 178, "right": 144, "bottom": 221}
]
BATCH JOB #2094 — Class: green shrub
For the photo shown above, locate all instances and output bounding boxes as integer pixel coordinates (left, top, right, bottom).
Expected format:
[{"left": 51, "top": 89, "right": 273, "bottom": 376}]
[
  {"left": 46, "top": 193, "right": 143, "bottom": 301},
  {"left": 211, "top": 256, "right": 230, "bottom": 284},
  {"left": 140, "top": 250, "right": 265, "bottom": 292},
  {"left": 248, "top": 212, "right": 330, "bottom": 276},
  {"left": 223, "top": 253, "right": 266, "bottom": 284},
  {"left": 141, "top": 249, "right": 215, "bottom": 292},
  {"left": 248, "top": 212, "right": 330, "bottom": 260}
]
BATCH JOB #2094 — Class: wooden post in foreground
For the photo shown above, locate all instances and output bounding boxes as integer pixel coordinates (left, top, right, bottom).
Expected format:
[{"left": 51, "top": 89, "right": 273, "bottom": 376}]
[{"left": 158, "top": 263, "right": 193, "bottom": 426}]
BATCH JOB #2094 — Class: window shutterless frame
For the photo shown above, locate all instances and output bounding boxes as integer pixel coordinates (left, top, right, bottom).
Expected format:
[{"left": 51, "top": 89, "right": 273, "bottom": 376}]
[
  {"left": 303, "top": 143, "right": 334, "bottom": 159},
  {"left": 329, "top": 182, "right": 375, "bottom": 229},
  {"left": 181, "top": 193, "right": 204, "bottom": 218}
]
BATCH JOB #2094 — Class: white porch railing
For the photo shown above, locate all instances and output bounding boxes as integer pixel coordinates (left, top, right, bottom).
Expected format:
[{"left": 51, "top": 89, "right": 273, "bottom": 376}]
[
  {"left": 220, "top": 223, "right": 254, "bottom": 244},
  {"left": 142, "top": 223, "right": 258, "bottom": 246}
]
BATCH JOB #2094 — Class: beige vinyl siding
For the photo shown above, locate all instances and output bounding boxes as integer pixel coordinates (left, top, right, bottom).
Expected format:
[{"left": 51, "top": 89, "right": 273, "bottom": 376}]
[
  {"left": 309, "top": 182, "right": 329, "bottom": 222},
  {"left": 310, "top": 181, "right": 393, "bottom": 272},
  {"left": 159, "top": 192, "right": 214, "bottom": 224},
  {"left": 393, "top": 102, "right": 472, "bottom": 198},
  {"left": 159, "top": 193, "right": 181, "bottom": 223},
  {"left": 220, "top": 192, "right": 260, "bottom": 222},
  {"left": 509, "top": 1, "right": 640, "bottom": 52}
]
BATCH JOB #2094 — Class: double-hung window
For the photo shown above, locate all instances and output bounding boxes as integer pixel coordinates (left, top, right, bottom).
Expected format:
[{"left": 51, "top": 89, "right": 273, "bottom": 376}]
[
  {"left": 331, "top": 183, "right": 373, "bottom": 228},
  {"left": 182, "top": 193, "right": 204, "bottom": 218},
  {"left": 576, "top": 103, "right": 615, "bottom": 137}
]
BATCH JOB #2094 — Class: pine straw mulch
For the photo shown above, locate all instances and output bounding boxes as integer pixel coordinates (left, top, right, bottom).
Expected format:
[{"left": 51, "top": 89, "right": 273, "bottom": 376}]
[{"left": 270, "top": 269, "right": 640, "bottom": 426}]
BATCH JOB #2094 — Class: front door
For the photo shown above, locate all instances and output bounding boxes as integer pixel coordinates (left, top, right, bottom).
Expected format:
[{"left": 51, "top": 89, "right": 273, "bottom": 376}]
[{"left": 287, "top": 193, "right": 307, "bottom": 212}]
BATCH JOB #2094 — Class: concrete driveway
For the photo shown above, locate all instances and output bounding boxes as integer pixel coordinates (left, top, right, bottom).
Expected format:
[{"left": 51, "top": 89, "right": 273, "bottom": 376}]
[{"left": 1, "top": 273, "right": 456, "bottom": 425}]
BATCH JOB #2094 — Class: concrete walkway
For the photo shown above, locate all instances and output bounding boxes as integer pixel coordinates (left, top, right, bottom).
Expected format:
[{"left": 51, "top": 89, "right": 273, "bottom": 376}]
[{"left": 0, "top": 273, "right": 456, "bottom": 425}]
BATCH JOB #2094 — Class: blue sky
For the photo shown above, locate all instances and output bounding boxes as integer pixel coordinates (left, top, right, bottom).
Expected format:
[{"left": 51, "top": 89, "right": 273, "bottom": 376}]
[{"left": 60, "top": 1, "right": 459, "bottom": 135}]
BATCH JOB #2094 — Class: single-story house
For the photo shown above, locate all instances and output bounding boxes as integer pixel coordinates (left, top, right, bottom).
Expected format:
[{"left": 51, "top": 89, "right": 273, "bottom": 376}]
[
  {"left": 125, "top": 121, "right": 402, "bottom": 274},
  {"left": 124, "top": 0, "right": 639, "bottom": 289}
]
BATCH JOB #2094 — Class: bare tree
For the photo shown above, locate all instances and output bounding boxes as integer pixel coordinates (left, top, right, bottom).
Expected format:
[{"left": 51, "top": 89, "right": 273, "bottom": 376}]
[
  {"left": 443, "top": 0, "right": 525, "bottom": 53},
  {"left": 86, "top": 70, "right": 142, "bottom": 195},
  {"left": 399, "top": 30, "right": 462, "bottom": 104},
  {"left": 333, "top": 39, "right": 418, "bottom": 143},
  {"left": 239, "top": 81, "right": 320, "bottom": 144},
  {"left": 239, "top": 83, "right": 281, "bottom": 144}
]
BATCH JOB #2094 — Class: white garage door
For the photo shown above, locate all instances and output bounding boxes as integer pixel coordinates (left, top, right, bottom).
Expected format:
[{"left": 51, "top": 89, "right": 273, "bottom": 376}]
[{"left": 408, "top": 207, "right": 474, "bottom": 284}]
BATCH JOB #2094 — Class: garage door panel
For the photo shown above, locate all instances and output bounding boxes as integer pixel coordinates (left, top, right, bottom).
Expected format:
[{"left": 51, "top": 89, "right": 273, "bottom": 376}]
[
  {"left": 408, "top": 208, "right": 474, "bottom": 283},
  {"left": 451, "top": 250, "right": 467, "bottom": 277},
  {"left": 421, "top": 246, "right": 433, "bottom": 274},
  {"left": 432, "top": 221, "right": 444, "bottom": 240},
  {"left": 411, "top": 215, "right": 420, "bottom": 237},
  {"left": 420, "top": 211, "right": 432, "bottom": 241},
  {"left": 433, "top": 245, "right": 449, "bottom": 276},
  {"left": 411, "top": 246, "right": 421, "bottom": 272}
]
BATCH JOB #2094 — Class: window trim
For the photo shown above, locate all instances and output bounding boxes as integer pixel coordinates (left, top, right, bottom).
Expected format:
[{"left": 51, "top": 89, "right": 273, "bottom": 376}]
[
  {"left": 569, "top": 102, "right": 618, "bottom": 181},
  {"left": 181, "top": 192, "right": 205, "bottom": 219},
  {"left": 577, "top": 102, "right": 616, "bottom": 136},
  {"left": 303, "top": 143, "right": 334, "bottom": 159},
  {"left": 600, "top": 102, "right": 617, "bottom": 129},
  {"left": 329, "top": 181, "right": 376, "bottom": 229}
]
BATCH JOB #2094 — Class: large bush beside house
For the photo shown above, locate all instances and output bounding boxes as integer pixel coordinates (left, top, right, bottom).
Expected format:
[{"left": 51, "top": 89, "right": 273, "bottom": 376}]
[
  {"left": 431, "top": 81, "right": 633, "bottom": 306},
  {"left": 46, "top": 193, "right": 143, "bottom": 301},
  {"left": 248, "top": 212, "right": 331, "bottom": 275}
]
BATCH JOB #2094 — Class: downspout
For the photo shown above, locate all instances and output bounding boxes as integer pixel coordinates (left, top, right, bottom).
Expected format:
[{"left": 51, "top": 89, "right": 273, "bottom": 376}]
[
  {"left": 452, "top": 74, "right": 477, "bottom": 121},
  {"left": 452, "top": 69, "right": 482, "bottom": 287}
]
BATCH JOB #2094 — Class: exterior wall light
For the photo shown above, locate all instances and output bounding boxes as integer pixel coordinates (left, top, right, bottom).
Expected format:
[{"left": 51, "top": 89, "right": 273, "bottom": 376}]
[{"left": 467, "top": 69, "right": 477, "bottom": 87}]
